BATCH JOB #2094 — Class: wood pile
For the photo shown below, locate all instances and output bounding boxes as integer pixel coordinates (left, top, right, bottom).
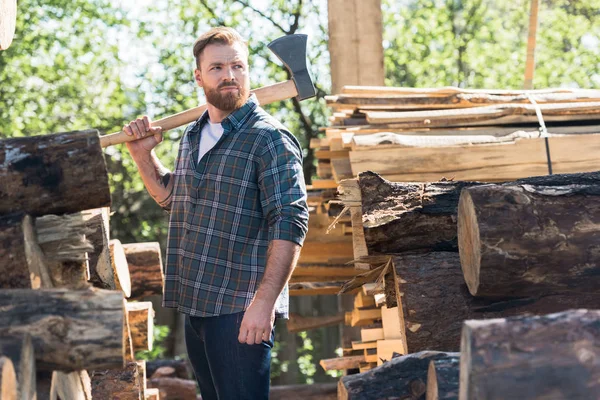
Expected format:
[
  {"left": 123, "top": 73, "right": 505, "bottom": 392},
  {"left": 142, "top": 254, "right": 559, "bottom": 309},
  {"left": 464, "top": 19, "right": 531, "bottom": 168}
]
[{"left": 0, "top": 131, "right": 171, "bottom": 399}]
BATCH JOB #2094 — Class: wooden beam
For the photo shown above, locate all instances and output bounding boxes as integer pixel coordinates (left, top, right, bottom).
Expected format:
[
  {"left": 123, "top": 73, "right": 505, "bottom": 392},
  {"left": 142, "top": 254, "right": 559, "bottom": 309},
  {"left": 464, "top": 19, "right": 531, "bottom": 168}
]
[{"left": 287, "top": 313, "right": 345, "bottom": 333}]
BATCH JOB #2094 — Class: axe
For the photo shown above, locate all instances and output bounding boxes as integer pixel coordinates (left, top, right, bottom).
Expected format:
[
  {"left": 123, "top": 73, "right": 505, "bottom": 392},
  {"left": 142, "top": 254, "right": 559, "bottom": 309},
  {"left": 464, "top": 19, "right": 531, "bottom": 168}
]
[{"left": 100, "top": 34, "right": 315, "bottom": 148}]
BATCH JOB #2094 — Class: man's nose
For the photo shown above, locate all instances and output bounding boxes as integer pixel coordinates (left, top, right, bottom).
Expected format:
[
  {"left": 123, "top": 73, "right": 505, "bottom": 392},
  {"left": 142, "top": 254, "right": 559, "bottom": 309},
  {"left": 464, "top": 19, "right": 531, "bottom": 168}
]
[{"left": 222, "top": 67, "right": 235, "bottom": 81}]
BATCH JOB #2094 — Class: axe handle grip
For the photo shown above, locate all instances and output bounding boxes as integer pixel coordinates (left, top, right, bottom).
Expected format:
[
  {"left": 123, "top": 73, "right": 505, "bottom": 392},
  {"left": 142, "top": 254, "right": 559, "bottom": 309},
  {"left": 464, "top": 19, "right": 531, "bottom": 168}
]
[{"left": 100, "top": 80, "right": 298, "bottom": 148}]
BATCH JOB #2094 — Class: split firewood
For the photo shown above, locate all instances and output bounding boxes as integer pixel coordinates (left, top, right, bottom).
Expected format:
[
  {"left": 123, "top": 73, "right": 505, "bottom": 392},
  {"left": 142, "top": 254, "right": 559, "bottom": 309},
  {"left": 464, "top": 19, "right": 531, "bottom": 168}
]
[
  {"left": 459, "top": 171, "right": 600, "bottom": 298},
  {"left": 126, "top": 301, "right": 154, "bottom": 352},
  {"left": 82, "top": 208, "right": 114, "bottom": 290},
  {"left": 109, "top": 239, "right": 132, "bottom": 298},
  {"left": 0, "top": 356, "right": 17, "bottom": 400},
  {"left": 123, "top": 242, "right": 164, "bottom": 300},
  {"left": 460, "top": 310, "right": 600, "bottom": 400},
  {"left": 0, "top": 131, "right": 111, "bottom": 216},
  {"left": 0, "top": 288, "right": 124, "bottom": 371},
  {"left": 426, "top": 354, "right": 460, "bottom": 400},
  {"left": 0, "top": 335, "right": 35, "bottom": 400},
  {"left": 50, "top": 370, "right": 92, "bottom": 400}
]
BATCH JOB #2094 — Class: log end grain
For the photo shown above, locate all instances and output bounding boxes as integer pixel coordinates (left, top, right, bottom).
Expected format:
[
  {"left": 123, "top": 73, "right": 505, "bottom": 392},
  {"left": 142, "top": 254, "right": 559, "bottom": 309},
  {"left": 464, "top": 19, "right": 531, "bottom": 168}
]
[
  {"left": 457, "top": 188, "right": 481, "bottom": 296},
  {"left": 0, "top": 357, "right": 17, "bottom": 400},
  {"left": 109, "top": 239, "right": 132, "bottom": 298}
]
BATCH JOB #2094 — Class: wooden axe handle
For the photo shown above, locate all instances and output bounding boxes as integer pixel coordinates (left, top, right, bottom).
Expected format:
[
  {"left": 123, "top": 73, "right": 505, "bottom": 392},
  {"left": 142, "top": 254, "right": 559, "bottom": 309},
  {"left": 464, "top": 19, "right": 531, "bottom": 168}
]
[{"left": 100, "top": 80, "right": 298, "bottom": 148}]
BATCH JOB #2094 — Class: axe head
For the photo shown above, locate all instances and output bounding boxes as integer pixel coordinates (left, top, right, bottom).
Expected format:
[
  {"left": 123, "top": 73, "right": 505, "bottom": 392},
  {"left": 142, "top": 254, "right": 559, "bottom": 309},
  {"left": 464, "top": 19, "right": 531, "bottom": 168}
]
[{"left": 267, "top": 34, "right": 316, "bottom": 101}]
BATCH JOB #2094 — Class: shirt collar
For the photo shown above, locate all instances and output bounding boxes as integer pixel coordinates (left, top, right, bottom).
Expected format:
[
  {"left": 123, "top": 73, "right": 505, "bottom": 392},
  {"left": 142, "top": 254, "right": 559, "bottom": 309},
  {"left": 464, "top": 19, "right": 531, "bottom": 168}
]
[{"left": 194, "top": 93, "right": 259, "bottom": 133}]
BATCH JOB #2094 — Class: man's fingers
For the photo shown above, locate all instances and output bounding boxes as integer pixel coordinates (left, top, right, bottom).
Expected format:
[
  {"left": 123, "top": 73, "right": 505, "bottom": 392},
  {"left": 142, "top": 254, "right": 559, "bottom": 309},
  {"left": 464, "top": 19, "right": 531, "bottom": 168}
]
[
  {"left": 142, "top": 116, "right": 151, "bottom": 131},
  {"left": 254, "top": 330, "right": 263, "bottom": 345},
  {"left": 238, "top": 326, "right": 248, "bottom": 344},
  {"left": 123, "top": 125, "right": 133, "bottom": 136}
]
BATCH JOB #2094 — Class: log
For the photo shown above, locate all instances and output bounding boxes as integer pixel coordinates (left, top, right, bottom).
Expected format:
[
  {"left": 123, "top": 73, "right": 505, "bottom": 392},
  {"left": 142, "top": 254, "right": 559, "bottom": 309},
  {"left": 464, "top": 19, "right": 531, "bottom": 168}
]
[
  {"left": 145, "top": 388, "right": 160, "bottom": 400},
  {"left": 338, "top": 351, "right": 451, "bottom": 400},
  {"left": 0, "top": 131, "right": 111, "bottom": 216},
  {"left": 91, "top": 362, "right": 141, "bottom": 400},
  {"left": 359, "top": 171, "right": 482, "bottom": 253},
  {"left": 147, "top": 377, "right": 196, "bottom": 400},
  {"left": 50, "top": 371, "right": 91, "bottom": 400},
  {"left": 0, "top": 0, "right": 17, "bottom": 50},
  {"left": 126, "top": 301, "right": 154, "bottom": 352},
  {"left": 393, "top": 252, "right": 600, "bottom": 352},
  {"left": 123, "top": 242, "right": 164, "bottom": 300},
  {"left": 458, "top": 171, "right": 600, "bottom": 298},
  {"left": 82, "top": 208, "right": 114, "bottom": 290},
  {"left": 0, "top": 357, "right": 17, "bottom": 400},
  {"left": 137, "top": 360, "right": 147, "bottom": 400},
  {"left": 270, "top": 383, "right": 337, "bottom": 400},
  {"left": 426, "top": 354, "right": 460, "bottom": 400},
  {"left": 0, "top": 288, "right": 124, "bottom": 371},
  {"left": 0, "top": 335, "right": 35, "bottom": 400},
  {"left": 146, "top": 360, "right": 191, "bottom": 381},
  {"left": 319, "top": 355, "right": 365, "bottom": 371},
  {"left": 460, "top": 309, "right": 600, "bottom": 400},
  {"left": 0, "top": 213, "right": 48, "bottom": 288},
  {"left": 109, "top": 239, "right": 132, "bottom": 298}
]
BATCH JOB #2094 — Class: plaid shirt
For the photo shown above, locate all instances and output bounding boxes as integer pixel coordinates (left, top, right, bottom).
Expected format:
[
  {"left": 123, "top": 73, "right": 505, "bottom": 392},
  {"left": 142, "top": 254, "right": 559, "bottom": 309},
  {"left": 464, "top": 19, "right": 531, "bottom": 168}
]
[{"left": 162, "top": 94, "right": 309, "bottom": 318}]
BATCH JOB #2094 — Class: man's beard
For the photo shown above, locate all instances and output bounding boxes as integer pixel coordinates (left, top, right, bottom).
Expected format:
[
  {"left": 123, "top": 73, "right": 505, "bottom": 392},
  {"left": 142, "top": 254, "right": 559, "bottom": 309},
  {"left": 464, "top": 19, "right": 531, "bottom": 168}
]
[{"left": 204, "top": 81, "right": 249, "bottom": 112}]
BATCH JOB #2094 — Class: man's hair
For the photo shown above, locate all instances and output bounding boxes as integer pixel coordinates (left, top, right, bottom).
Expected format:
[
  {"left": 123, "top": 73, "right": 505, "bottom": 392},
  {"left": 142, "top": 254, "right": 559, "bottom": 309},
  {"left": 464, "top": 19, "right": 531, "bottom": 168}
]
[{"left": 193, "top": 27, "right": 248, "bottom": 69}]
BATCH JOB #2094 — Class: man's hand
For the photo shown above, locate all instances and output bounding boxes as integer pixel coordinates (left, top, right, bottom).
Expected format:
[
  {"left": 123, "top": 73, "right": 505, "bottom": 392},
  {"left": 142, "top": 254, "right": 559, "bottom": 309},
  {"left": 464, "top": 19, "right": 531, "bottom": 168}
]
[
  {"left": 123, "top": 116, "right": 163, "bottom": 160},
  {"left": 238, "top": 299, "right": 275, "bottom": 345}
]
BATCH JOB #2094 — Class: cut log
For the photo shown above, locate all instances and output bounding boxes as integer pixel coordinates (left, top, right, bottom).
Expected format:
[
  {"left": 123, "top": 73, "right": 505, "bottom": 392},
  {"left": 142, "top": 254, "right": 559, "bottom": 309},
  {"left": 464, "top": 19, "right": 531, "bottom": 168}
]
[
  {"left": 0, "top": 131, "right": 111, "bottom": 216},
  {"left": 270, "top": 383, "right": 337, "bottom": 400},
  {"left": 426, "top": 354, "right": 460, "bottom": 400},
  {"left": 123, "top": 242, "right": 164, "bottom": 300},
  {"left": 458, "top": 171, "right": 600, "bottom": 298},
  {"left": 145, "top": 388, "right": 160, "bottom": 400},
  {"left": 319, "top": 355, "right": 365, "bottom": 371},
  {"left": 0, "top": 213, "right": 49, "bottom": 288},
  {"left": 126, "top": 301, "right": 154, "bottom": 352},
  {"left": 393, "top": 252, "right": 600, "bottom": 352},
  {"left": 359, "top": 171, "right": 482, "bottom": 253},
  {"left": 460, "top": 309, "right": 600, "bottom": 400},
  {"left": 146, "top": 360, "right": 191, "bottom": 381},
  {"left": 0, "top": 335, "right": 35, "bottom": 400},
  {"left": 147, "top": 377, "right": 196, "bottom": 400},
  {"left": 123, "top": 300, "right": 135, "bottom": 363},
  {"left": 82, "top": 208, "right": 114, "bottom": 290},
  {"left": 109, "top": 239, "right": 132, "bottom": 298},
  {"left": 137, "top": 360, "right": 147, "bottom": 400},
  {"left": 0, "top": 0, "right": 17, "bottom": 50},
  {"left": 338, "top": 351, "right": 451, "bottom": 400},
  {"left": 0, "top": 288, "right": 124, "bottom": 371},
  {"left": 91, "top": 362, "right": 141, "bottom": 400},
  {"left": 0, "top": 357, "right": 17, "bottom": 400},
  {"left": 50, "top": 371, "right": 92, "bottom": 400}
]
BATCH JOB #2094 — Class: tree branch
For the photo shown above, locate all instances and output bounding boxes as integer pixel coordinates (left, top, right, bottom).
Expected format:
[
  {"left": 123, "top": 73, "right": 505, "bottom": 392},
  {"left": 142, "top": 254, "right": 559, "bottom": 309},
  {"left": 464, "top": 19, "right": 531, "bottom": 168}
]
[
  {"left": 234, "top": 0, "right": 288, "bottom": 34},
  {"left": 288, "top": 0, "right": 304, "bottom": 34},
  {"left": 199, "top": 0, "right": 227, "bottom": 26}
]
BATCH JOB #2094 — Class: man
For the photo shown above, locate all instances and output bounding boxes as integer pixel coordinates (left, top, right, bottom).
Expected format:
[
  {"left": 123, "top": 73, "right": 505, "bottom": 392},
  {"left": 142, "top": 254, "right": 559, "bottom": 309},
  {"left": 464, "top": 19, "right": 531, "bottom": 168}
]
[{"left": 123, "top": 27, "right": 309, "bottom": 399}]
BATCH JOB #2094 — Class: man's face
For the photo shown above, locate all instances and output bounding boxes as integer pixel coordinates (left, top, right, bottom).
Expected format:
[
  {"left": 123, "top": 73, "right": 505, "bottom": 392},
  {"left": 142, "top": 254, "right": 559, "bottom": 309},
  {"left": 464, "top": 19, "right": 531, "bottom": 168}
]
[{"left": 194, "top": 42, "right": 250, "bottom": 112}]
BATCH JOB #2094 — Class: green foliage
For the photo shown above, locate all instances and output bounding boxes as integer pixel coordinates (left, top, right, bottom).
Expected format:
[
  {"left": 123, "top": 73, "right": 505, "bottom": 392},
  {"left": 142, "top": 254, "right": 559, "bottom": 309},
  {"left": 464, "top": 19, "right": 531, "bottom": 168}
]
[
  {"left": 296, "top": 331, "right": 316, "bottom": 384},
  {"left": 135, "top": 324, "right": 171, "bottom": 361}
]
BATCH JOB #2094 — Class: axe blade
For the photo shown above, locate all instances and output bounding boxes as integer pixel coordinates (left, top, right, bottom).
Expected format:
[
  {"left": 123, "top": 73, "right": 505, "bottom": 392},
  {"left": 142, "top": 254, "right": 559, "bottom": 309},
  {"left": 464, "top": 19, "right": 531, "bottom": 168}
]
[{"left": 267, "top": 34, "right": 316, "bottom": 101}]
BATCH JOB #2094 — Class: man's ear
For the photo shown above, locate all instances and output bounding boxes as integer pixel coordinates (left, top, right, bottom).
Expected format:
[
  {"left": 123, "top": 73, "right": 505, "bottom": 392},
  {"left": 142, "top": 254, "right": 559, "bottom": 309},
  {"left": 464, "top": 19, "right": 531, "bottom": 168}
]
[{"left": 194, "top": 69, "right": 203, "bottom": 87}]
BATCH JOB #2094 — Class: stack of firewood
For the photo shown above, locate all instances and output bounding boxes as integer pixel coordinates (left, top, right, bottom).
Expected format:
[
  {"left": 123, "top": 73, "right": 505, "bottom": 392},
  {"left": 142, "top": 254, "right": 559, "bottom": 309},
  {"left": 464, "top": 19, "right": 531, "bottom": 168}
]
[
  {"left": 0, "top": 131, "right": 169, "bottom": 399},
  {"left": 312, "top": 86, "right": 600, "bottom": 188}
]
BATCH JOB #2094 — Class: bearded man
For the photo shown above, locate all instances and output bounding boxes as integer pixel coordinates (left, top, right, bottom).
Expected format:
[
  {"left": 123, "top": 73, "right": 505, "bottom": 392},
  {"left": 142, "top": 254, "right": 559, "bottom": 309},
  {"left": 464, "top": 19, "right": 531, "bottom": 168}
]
[{"left": 123, "top": 27, "right": 309, "bottom": 400}]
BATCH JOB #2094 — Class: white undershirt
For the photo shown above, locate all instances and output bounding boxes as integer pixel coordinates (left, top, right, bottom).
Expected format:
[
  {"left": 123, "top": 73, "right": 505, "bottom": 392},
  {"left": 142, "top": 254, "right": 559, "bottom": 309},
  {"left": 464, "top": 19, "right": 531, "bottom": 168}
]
[{"left": 198, "top": 120, "right": 225, "bottom": 162}]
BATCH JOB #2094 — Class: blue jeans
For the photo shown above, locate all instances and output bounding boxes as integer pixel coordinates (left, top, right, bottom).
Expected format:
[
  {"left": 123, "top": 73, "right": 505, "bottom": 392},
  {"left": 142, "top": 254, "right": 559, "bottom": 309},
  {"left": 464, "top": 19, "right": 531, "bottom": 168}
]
[{"left": 184, "top": 312, "right": 274, "bottom": 400}]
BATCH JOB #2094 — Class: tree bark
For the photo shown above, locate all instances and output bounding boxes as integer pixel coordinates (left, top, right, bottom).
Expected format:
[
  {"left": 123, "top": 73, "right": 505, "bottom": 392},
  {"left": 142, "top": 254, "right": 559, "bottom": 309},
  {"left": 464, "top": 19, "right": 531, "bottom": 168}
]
[
  {"left": 458, "top": 171, "right": 600, "bottom": 298},
  {"left": 0, "top": 288, "right": 124, "bottom": 371},
  {"left": 147, "top": 377, "right": 197, "bottom": 400},
  {"left": 0, "top": 357, "right": 17, "bottom": 400},
  {"left": 126, "top": 301, "right": 154, "bottom": 352},
  {"left": 427, "top": 354, "right": 460, "bottom": 400},
  {"left": 109, "top": 239, "right": 132, "bottom": 298},
  {"left": 123, "top": 242, "right": 164, "bottom": 300},
  {"left": 338, "top": 351, "right": 451, "bottom": 400},
  {"left": 270, "top": 383, "right": 337, "bottom": 400},
  {"left": 0, "top": 130, "right": 111, "bottom": 216},
  {"left": 90, "top": 362, "right": 141, "bottom": 400},
  {"left": 0, "top": 335, "right": 35, "bottom": 400},
  {"left": 393, "top": 252, "right": 600, "bottom": 352},
  {"left": 460, "top": 309, "right": 600, "bottom": 400},
  {"left": 359, "top": 171, "right": 482, "bottom": 254}
]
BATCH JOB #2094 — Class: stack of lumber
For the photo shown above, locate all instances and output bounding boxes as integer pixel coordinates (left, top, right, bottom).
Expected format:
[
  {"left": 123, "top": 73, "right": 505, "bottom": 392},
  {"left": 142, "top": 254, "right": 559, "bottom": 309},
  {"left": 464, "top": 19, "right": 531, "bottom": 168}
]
[
  {"left": 0, "top": 131, "right": 166, "bottom": 399},
  {"left": 312, "top": 86, "right": 600, "bottom": 186}
]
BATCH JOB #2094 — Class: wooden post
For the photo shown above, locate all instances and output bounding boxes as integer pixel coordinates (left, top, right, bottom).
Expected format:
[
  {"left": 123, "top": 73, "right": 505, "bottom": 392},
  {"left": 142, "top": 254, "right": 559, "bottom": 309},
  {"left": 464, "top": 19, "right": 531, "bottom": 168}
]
[
  {"left": 327, "top": 0, "right": 384, "bottom": 94},
  {"left": 524, "top": 0, "right": 540, "bottom": 90},
  {"left": 460, "top": 310, "right": 600, "bottom": 399},
  {"left": 0, "top": 131, "right": 111, "bottom": 216},
  {"left": 123, "top": 242, "right": 164, "bottom": 300}
]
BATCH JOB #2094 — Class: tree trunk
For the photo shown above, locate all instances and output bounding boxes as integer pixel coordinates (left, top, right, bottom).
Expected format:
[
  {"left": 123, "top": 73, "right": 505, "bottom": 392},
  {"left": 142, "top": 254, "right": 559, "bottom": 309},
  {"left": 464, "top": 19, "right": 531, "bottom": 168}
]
[
  {"left": 147, "top": 377, "right": 197, "bottom": 400},
  {"left": 458, "top": 171, "right": 600, "bottom": 298},
  {"left": 126, "top": 301, "right": 154, "bottom": 352},
  {"left": 0, "top": 335, "right": 35, "bottom": 400},
  {"left": 270, "top": 383, "right": 337, "bottom": 400},
  {"left": 90, "top": 362, "right": 141, "bottom": 400},
  {"left": 123, "top": 242, "right": 164, "bottom": 300},
  {"left": 109, "top": 239, "right": 132, "bottom": 298},
  {"left": 0, "top": 357, "right": 17, "bottom": 400},
  {"left": 426, "top": 354, "right": 460, "bottom": 400},
  {"left": 393, "top": 252, "right": 600, "bottom": 352},
  {"left": 359, "top": 171, "right": 481, "bottom": 254},
  {"left": 338, "top": 351, "right": 451, "bottom": 400},
  {"left": 460, "top": 309, "right": 600, "bottom": 400},
  {"left": 0, "top": 288, "right": 124, "bottom": 371},
  {"left": 0, "top": 213, "right": 46, "bottom": 288},
  {"left": 83, "top": 208, "right": 115, "bottom": 290},
  {"left": 0, "top": 130, "right": 111, "bottom": 216}
]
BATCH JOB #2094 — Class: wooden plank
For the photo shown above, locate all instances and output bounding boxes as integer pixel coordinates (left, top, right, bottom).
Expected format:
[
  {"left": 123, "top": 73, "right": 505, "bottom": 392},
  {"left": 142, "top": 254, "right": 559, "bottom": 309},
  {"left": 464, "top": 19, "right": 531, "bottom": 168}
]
[
  {"left": 314, "top": 150, "right": 351, "bottom": 160},
  {"left": 351, "top": 308, "right": 382, "bottom": 327},
  {"left": 354, "top": 291, "right": 376, "bottom": 308},
  {"left": 361, "top": 327, "right": 384, "bottom": 342},
  {"left": 377, "top": 339, "right": 406, "bottom": 365},
  {"left": 350, "top": 134, "right": 600, "bottom": 182},
  {"left": 351, "top": 340, "right": 378, "bottom": 350},
  {"left": 341, "top": 85, "right": 600, "bottom": 96},
  {"left": 319, "top": 355, "right": 365, "bottom": 371},
  {"left": 289, "top": 282, "right": 345, "bottom": 296},
  {"left": 287, "top": 314, "right": 345, "bottom": 333},
  {"left": 310, "top": 179, "right": 339, "bottom": 190},
  {"left": 298, "top": 241, "right": 354, "bottom": 265},
  {"left": 350, "top": 206, "right": 370, "bottom": 270},
  {"left": 381, "top": 306, "right": 403, "bottom": 341},
  {"left": 331, "top": 158, "right": 354, "bottom": 181}
]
